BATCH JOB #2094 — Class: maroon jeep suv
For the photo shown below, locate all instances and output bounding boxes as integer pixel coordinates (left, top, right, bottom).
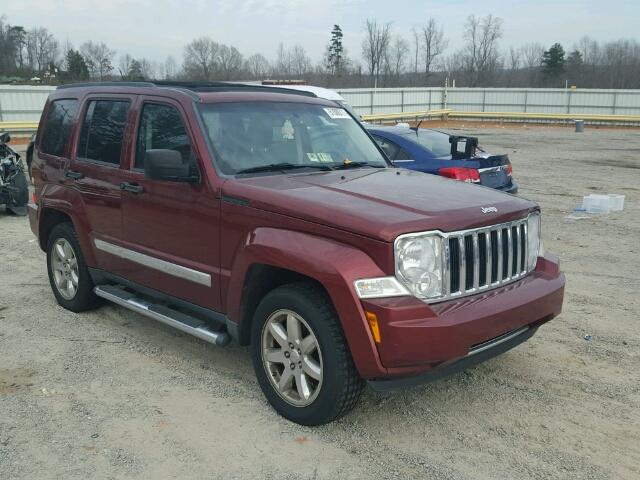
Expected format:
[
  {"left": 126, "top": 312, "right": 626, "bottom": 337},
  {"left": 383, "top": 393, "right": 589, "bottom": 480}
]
[{"left": 28, "top": 82, "right": 565, "bottom": 425}]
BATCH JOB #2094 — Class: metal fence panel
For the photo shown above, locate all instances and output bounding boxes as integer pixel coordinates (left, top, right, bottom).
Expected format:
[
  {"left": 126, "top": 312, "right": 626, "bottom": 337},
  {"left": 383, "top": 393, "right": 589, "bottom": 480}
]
[
  {"left": 337, "top": 87, "right": 640, "bottom": 117},
  {"left": 0, "top": 85, "right": 55, "bottom": 122},
  {"left": 3, "top": 85, "right": 640, "bottom": 123}
]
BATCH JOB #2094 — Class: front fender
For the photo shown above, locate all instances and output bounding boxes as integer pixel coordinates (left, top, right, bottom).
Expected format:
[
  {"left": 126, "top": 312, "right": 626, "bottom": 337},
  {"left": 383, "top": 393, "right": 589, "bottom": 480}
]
[{"left": 225, "top": 227, "right": 389, "bottom": 378}]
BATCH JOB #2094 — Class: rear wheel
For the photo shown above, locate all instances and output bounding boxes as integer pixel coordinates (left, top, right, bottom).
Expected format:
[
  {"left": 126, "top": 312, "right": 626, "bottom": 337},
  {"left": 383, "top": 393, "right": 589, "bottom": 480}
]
[
  {"left": 251, "top": 282, "right": 364, "bottom": 425},
  {"left": 46, "top": 223, "right": 101, "bottom": 312}
]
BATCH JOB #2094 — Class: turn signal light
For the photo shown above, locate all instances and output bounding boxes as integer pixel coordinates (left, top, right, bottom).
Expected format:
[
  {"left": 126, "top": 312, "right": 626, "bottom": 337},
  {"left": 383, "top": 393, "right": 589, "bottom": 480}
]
[
  {"left": 438, "top": 167, "right": 480, "bottom": 183},
  {"left": 365, "top": 311, "right": 381, "bottom": 344}
]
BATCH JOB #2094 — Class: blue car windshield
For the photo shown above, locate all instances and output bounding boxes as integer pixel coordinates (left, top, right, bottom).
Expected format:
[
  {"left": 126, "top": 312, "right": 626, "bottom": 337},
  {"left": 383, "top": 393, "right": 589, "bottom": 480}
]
[
  {"left": 197, "top": 102, "right": 388, "bottom": 175},
  {"left": 401, "top": 130, "right": 451, "bottom": 157}
]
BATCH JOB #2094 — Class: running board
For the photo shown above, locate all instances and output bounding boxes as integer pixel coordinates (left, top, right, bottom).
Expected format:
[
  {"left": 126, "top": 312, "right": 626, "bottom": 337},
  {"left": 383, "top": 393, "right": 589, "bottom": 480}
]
[{"left": 94, "top": 285, "right": 230, "bottom": 346}]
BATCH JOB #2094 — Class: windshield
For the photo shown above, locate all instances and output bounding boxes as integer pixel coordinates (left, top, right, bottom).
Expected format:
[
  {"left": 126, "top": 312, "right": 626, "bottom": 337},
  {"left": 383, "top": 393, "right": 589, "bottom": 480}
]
[
  {"left": 401, "top": 130, "right": 452, "bottom": 157},
  {"left": 198, "top": 102, "right": 387, "bottom": 175},
  {"left": 337, "top": 100, "right": 362, "bottom": 121}
]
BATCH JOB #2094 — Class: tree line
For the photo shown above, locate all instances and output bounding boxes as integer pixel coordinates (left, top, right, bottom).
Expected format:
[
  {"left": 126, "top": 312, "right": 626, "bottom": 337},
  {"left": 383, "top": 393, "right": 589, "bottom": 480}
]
[{"left": 1, "top": 14, "right": 639, "bottom": 89}]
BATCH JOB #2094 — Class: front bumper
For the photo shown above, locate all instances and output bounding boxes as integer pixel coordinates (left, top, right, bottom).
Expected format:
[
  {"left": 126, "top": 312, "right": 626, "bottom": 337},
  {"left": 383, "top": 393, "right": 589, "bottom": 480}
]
[
  {"left": 368, "top": 325, "right": 536, "bottom": 391},
  {"left": 360, "top": 252, "right": 564, "bottom": 386}
]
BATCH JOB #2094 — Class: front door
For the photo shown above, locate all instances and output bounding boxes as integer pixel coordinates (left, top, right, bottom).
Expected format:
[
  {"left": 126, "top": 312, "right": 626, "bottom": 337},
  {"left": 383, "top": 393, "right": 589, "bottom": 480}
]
[{"left": 116, "top": 98, "right": 222, "bottom": 312}]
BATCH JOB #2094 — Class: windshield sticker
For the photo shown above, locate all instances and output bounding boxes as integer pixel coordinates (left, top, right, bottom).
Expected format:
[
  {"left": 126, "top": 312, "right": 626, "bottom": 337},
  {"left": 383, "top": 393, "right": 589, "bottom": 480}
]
[
  {"left": 306, "top": 153, "right": 319, "bottom": 162},
  {"left": 317, "top": 153, "right": 333, "bottom": 163},
  {"left": 323, "top": 107, "right": 351, "bottom": 119},
  {"left": 281, "top": 120, "right": 295, "bottom": 140}
]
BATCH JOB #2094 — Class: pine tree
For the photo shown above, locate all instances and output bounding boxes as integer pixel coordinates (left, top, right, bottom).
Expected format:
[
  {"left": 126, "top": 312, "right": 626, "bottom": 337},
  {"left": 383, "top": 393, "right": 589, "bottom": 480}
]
[
  {"left": 65, "top": 49, "right": 89, "bottom": 81},
  {"left": 326, "top": 25, "right": 344, "bottom": 75},
  {"left": 542, "top": 43, "right": 565, "bottom": 78}
]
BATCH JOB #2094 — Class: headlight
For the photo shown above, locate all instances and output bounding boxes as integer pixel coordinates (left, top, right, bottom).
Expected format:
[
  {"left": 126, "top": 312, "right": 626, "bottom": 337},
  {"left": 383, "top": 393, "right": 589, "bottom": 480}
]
[
  {"left": 395, "top": 234, "right": 444, "bottom": 299},
  {"left": 527, "top": 213, "right": 541, "bottom": 270}
]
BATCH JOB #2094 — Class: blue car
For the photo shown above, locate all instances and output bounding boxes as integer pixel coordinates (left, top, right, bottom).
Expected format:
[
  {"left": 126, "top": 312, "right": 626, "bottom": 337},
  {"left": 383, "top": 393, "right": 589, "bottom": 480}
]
[{"left": 367, "top": 125, "right": 518, "bottom": 194}]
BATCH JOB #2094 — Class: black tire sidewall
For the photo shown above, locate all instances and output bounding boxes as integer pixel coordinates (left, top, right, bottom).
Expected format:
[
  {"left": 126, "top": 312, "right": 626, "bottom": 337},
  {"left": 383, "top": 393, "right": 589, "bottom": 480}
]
[
  {"left": 10, "top": 170, "right": 28, "bottom": 206},
  {"left": 250, "top": 284, "right": 354, "bottom": 426},
  {"left": 46, "top": 223, "right": 97, "bottom": 312}
]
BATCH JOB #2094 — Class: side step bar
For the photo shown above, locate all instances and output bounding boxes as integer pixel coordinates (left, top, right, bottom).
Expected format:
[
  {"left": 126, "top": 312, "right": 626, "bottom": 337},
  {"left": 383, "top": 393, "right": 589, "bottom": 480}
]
[{"left": 94, "top": 285, "right": 231, "bottom": 346}]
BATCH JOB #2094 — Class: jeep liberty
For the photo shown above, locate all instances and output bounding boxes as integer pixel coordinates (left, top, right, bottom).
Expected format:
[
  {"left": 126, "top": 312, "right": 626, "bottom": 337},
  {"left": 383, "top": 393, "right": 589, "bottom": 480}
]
[{"left": 28, "top": 82, "right": 565, "bottom": 425}]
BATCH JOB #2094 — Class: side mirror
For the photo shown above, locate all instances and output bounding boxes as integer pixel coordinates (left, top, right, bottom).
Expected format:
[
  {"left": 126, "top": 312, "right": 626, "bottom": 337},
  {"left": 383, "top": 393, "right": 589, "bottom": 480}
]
[
  {"left": 0, "top": 132, "right": 10, "bottom": 143},
  {"left": 144, "top": 149, "right": 198, "bottom": 183}
]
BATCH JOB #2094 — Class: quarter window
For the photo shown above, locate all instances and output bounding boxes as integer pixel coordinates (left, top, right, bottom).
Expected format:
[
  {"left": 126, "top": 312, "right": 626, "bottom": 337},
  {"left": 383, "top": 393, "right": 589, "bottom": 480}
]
[
  {"left": 78, "top": 100, "right": 130, "bottom": 165},
  {"left": 40, "top": 99, "right": 79, "bottom": 157},
  {"left": 135, "top": 103, "right": 194, "bottom": 170}
]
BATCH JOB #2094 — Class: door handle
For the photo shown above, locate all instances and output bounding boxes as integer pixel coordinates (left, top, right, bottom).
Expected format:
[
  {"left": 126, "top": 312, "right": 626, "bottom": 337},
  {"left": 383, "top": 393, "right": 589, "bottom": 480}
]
[
  {"left": 65, "top": 170, "right": 84, "bottom": 180},
  {"left": 120, "top": 182, "right": 144, "bottom": 194}
]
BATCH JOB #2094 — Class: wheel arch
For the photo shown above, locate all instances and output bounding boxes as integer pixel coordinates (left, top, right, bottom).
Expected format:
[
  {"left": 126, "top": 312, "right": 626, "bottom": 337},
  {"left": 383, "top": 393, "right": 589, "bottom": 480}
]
[{"left": 225, "top": 227, "right": 388, "bottom": 378}]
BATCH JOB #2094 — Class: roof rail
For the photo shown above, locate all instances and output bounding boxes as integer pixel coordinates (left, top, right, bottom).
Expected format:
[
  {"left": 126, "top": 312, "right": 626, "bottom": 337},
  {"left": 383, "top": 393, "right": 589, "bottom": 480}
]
[
  {"left": 56, "top": 81, "right": 317, "bottom": 98},
  {"left": 56, "top": 81, "right": 156, "bottom": 89}
]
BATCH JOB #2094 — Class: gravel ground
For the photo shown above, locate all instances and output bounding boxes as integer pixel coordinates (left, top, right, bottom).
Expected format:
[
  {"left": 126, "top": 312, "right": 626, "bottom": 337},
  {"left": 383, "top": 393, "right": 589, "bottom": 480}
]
[{"left": 1, "top": 127, "right": 639, "bottom": 480}]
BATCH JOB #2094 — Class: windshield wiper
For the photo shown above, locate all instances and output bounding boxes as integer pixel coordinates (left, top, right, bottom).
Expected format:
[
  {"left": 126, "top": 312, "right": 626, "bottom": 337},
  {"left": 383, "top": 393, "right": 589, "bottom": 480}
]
[
  {"left": 236, "top": 163, "right": 332, "bottom": 175},
  {"left": 332, "top": 161, "right": 385, "bottom": 170}
]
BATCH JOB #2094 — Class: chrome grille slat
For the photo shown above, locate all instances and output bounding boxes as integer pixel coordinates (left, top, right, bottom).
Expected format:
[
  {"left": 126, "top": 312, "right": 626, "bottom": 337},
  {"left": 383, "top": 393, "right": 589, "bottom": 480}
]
[
  {"left": 443, "top": 217, "right": 532, "bottom": 301},
  {"left": 485, "top": 231, "right": 492, "bottom": 288},
  {"left": 472, "top": 233, "right": 480, "bottom": 290},
  {"left": 506, "top": 226, "right": 513, "bottom": 281},
  {"left": 514, "top": 225, "right": 521, "bottom": 276},
  {"left": 496, "top": 228, "right": 503, "bottom": 284},
  {"left": 458, "top": 236, "right": 466, "bottom": 296}
]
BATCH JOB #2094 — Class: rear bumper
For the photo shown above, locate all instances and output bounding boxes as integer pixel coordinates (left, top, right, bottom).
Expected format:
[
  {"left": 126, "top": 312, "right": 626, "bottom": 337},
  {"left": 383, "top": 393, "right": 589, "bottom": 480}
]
[
  {"left": 496, "top": 179, "right": 518, "bottom": 194},
  {"left": 359, "top": 252, "right": 564, "bottom": 384},
  {"left": 27, "top": 202, "right": 38, "bottom": 237}
]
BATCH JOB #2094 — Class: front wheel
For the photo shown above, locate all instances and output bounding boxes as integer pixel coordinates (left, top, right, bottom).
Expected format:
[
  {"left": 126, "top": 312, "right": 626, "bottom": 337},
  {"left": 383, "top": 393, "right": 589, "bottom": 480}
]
[{"left": 251, "top": 283, "right": 364, "bottom": 425}]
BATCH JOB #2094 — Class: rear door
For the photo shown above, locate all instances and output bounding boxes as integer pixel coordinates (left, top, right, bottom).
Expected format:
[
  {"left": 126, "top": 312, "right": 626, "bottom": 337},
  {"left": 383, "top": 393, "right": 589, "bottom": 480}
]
[
  {"left": 66, "top": 95, "right": 135, "bottom": 272},
  {"left": 116, "top": 97, "right": 222, "bottom": 311}
]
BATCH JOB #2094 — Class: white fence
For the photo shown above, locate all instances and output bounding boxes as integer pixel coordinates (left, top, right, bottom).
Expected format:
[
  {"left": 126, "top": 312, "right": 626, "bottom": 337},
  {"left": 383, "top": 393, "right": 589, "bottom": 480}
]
[
  {"left": 0, "top": 85, "right": 56, "bottom": 122},
  {"left": 2, "top": 85, "right": 640, "bottom": 122},
  {"left": 336, "top": 87, "right": 640, "bottom": 117}
]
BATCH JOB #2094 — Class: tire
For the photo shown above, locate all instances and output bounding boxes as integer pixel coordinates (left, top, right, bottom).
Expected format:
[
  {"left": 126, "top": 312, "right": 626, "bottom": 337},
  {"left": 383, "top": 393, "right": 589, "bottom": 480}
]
[
  {"left": 251, "top": 282, "right": 364, "bottom": 425},
  {"left": 46, "top": 222, "right": 101, "bottom": 312},
  {"left": 10, "top": 169, "right": 28, "bottom": 207}
]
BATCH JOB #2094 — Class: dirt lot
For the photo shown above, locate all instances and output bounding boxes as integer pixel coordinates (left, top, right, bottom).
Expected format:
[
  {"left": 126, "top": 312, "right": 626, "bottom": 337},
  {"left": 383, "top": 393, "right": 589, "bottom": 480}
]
[{"left": 1, "top": 127, "right": 638, "bottom": 480}]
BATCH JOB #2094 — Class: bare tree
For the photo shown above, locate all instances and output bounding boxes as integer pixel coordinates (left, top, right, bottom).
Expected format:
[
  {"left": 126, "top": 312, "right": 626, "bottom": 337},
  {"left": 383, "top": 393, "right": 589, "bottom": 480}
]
[
  {"left": 164, "top": 56, "right": 177, "bottom": 79},
  {"left": 183, "top": 37, "right": 218, "bottom": 80},
  {"left": 290, "top": 44, "right": 311, "bottom": 77},
  {"left": 386, "top": 35, "right": 409, "bottom": 79},
  {"left": 521, "top": 42, "right": 545, "bottom": 69},
  {"left": 118, "top": 53, "right": 133, "bottom": 79},
  {"left": 460, "top": 15, "right": 503, "bottom": 86},
  {"left": 421, "top": 19, "right": 447, "bottom": 81},
  {"left": 245, "top": 53, "right": 270, "bottom": 79},
  {"left": 411, "top": 27, "right": 420, "bottom": 74},
  {"left": 361, "top": 19, "right": 392, "bottom": 87},
  {"left": 80, "top": 41, "right": 115, "bottom": 80},
  {"left": 217, "top": 44, "right": 243, "bottom": 80},
  {"left": 508, "top": 46, "right": 520, "bottom": 70},
  {"left": 26, "top": 27, "right": 58, "bottom": 73}
]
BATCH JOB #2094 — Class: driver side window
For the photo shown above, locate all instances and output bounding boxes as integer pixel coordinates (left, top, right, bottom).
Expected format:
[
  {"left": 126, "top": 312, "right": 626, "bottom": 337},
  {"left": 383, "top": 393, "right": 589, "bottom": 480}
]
[{"left": 135, "top": 103, "right": 196, "bottom": 172}]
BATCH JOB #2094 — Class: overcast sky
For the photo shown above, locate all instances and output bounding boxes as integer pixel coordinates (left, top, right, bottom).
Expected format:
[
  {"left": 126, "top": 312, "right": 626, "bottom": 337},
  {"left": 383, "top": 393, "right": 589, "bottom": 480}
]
[{"left": 4, "top": 0, "right": 639, "bottom": 65}]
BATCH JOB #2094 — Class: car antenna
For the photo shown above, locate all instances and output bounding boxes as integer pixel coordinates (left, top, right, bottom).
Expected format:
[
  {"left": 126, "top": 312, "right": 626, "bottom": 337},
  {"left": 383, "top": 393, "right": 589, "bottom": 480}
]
[{"left": 410, "top": 120, "right": 423, "bottom": 134}]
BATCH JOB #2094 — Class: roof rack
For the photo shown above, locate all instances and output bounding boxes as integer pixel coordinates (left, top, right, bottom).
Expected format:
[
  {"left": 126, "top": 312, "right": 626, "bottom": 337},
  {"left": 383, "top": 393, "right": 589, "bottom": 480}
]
[{"left": 56, "top": 81, "right": 317, "bottom": 99}]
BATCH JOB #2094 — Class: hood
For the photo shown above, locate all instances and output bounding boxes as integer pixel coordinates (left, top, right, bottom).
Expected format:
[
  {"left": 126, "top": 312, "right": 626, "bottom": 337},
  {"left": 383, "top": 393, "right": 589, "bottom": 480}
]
[{"left": 222, "top": 168, "right": 536, "bottom": 242}]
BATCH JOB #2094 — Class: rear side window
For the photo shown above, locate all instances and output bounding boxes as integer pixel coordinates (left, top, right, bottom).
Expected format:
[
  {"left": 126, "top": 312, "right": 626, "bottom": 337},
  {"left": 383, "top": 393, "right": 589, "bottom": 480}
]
[
  {"left": 78, "top": 100, "right": 130, "bottom": 165},
  {"left": 40, "top": 99, "right": 79, "bottom": 157},
  {"left": 135, "top": 103, "right": 194, "bottom": 170}
]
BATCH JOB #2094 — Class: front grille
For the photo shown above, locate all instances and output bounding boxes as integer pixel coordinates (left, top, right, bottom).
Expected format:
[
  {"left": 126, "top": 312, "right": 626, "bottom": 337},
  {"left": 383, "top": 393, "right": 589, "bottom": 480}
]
[{"left": 444, "top": 217, "right": 529, "bottom": 300}]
